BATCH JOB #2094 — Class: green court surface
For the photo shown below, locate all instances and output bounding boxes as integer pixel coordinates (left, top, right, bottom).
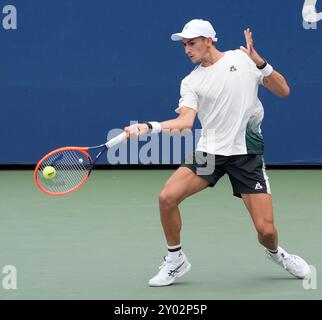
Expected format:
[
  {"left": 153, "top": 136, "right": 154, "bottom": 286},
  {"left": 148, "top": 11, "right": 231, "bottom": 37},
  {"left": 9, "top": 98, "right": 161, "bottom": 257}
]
[{"left": 0, "top": 169, "right": 321, "bottom": 300}]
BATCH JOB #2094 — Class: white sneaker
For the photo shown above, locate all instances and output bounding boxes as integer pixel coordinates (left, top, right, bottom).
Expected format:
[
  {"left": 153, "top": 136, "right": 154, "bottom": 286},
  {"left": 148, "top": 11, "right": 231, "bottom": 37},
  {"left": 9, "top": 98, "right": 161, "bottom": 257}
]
[
  {"left": 265, "top": 246, "right": 311, "bottom": 279},
  {"left": 149, "top": 252, "right": 191, "bottom": 286}
]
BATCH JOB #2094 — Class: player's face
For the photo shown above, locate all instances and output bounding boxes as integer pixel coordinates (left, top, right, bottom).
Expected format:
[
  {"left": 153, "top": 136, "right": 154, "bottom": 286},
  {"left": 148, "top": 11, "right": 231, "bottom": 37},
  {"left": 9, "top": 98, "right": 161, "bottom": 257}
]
[{"left": 182, "top": 37, "right": 211, "bottom": 63}]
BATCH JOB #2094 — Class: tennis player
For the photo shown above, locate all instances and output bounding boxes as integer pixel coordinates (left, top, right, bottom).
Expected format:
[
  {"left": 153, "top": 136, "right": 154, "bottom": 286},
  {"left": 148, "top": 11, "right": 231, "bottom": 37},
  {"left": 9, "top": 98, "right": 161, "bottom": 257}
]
[{"left": 125, "top": 19, "right": 311, "bottom": 286}]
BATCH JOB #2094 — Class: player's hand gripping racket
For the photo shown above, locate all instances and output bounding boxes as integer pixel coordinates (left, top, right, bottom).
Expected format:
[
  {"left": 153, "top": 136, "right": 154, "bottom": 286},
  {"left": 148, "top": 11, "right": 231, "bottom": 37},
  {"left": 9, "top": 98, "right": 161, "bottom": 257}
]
[{"left": 34, "top": 132, "right": 127, "bottom": 196}]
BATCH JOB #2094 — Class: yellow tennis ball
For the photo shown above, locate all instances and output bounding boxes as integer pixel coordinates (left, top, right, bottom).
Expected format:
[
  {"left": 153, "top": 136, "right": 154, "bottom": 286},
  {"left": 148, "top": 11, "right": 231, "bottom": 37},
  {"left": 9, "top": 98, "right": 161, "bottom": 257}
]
[{"left": 42, "top": 166, "right": 56, "bottom": 180}]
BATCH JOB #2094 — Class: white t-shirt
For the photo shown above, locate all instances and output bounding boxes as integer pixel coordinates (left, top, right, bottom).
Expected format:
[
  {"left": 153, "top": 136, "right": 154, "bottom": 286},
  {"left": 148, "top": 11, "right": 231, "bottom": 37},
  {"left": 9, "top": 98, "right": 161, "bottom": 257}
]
[{"left": 175, "top": 49, "right": 265, "bottom": 156}]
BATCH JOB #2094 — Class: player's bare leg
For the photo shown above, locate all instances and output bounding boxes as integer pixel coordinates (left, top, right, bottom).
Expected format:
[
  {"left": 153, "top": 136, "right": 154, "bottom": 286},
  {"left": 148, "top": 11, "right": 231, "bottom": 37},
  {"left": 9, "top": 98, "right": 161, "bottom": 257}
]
[
  {"left": 241, "top": 193, "right": 278, "bottom": 250},
  {"left": 242, "top": 193, "right": 310, "bottom": 279},
  {"left": 158, "top": 167, "right": 209, "bottom": 246},
  {"left": 149, "top": 167, "right": 208, "bottom": 286}
]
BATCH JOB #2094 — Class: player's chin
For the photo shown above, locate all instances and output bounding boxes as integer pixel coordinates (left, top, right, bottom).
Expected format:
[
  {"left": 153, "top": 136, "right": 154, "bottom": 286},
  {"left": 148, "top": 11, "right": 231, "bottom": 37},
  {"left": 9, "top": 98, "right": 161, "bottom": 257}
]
[{"left": 189, "top": 57, "right": 200, "bottom": 64}]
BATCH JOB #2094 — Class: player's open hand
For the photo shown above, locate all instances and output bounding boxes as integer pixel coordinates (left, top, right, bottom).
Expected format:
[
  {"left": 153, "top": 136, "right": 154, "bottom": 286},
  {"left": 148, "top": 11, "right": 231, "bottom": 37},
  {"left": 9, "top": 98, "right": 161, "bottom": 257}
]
[{"left": 240, "top": 28, "right": 265, "bottom": 66}]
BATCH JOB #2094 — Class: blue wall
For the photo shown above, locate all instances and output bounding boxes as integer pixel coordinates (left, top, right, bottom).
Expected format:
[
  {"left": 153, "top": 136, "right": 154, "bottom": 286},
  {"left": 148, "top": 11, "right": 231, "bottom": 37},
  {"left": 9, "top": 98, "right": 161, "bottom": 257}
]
[{"left": 1, "top": 0, "right": 321, "bottom": 164}]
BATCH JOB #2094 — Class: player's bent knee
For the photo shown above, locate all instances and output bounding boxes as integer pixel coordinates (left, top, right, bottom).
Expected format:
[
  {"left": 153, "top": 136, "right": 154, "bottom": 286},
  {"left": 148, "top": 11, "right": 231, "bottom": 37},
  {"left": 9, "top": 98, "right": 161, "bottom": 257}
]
[
  {"left": 159, "top": 189, "right": 179, "bottom": 210},
  {"left": 256, "top": 223, "right": 276, "bottom": 239}
]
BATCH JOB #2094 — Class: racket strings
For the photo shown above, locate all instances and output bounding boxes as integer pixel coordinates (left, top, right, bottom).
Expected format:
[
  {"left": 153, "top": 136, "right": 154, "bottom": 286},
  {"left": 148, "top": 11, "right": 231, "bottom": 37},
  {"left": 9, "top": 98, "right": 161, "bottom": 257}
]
[{"left": 37, "top": 149, "right": 92, "bottom": 194}]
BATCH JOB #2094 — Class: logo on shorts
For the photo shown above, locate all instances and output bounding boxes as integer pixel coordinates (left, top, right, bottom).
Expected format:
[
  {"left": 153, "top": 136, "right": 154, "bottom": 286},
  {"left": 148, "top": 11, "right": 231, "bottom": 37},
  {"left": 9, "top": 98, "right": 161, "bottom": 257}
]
[{"left": 255, "top": 182, "right": 263, "bottom": 190}]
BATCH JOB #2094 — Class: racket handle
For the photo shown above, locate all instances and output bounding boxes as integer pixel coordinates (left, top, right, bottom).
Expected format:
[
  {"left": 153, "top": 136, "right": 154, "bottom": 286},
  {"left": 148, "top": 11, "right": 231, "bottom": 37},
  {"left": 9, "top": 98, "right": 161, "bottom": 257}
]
[{"left": 105, "top": 132, "right": 127, "bottom": 148}]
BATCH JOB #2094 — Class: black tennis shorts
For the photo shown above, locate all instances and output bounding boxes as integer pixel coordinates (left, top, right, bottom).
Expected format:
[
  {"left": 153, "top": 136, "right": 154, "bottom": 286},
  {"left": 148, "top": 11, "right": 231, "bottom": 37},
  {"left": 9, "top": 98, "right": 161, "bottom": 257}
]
[{"left": 182, "top": 152, "right": 271, "bottom": 198}]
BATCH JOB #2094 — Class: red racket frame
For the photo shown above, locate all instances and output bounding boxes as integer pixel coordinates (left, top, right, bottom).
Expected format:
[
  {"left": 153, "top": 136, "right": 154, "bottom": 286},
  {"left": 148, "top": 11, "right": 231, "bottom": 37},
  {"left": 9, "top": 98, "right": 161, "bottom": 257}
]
[{"left": 34, "top": 146, "right": 92, "bottom": 196}]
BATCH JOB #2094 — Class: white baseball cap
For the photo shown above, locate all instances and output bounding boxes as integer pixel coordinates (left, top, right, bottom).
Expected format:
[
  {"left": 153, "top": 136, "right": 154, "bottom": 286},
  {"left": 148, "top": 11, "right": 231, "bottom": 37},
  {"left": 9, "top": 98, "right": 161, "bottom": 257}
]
[{"left": 171, "top": 19, "right": 218, "bottom": 42}]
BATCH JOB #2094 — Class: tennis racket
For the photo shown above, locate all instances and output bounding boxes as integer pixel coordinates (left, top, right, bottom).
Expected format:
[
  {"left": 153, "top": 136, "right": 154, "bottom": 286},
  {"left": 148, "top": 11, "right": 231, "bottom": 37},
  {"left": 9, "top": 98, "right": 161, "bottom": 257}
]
[{"left": 34, "top": 132, "right": 127, "bottom": 196}]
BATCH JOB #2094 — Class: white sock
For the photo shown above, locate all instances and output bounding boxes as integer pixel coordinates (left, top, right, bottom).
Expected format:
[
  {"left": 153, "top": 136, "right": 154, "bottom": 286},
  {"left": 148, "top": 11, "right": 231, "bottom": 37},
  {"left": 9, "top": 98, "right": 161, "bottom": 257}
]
[
  {"left": 167, "top": 244, "right": 182, "bottom": 260},
  {"left": 267, "top": 248, "right": 279, "bottom": 254}
]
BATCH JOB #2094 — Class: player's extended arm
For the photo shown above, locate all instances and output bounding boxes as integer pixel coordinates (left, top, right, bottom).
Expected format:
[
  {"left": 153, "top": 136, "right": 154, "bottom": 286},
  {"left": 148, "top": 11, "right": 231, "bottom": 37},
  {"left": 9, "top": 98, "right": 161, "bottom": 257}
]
[
  {"left": 240, "top": 28, "right": 290, "bottom": 98},
  {"left": 124, "top": 107, "right": 197, "bottom": 138}
]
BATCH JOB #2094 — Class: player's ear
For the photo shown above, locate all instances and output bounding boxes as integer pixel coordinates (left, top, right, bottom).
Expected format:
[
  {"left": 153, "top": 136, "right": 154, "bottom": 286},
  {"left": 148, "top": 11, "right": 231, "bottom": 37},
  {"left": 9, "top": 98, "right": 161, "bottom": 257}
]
[{"left": 206, "top": 37, "right": 213, "bottom": 47}]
